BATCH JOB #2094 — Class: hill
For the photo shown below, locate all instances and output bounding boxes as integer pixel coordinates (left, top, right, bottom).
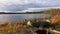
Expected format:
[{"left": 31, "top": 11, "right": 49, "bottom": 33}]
[
  {"left": 0, "top": 8, "right": 60, "bottom": 14},
  {"left": 41, "top": 9, "right": 60, "bottom": 15},
  {"left": 23, "top": 8, "right": 60, "bottom": 15}
]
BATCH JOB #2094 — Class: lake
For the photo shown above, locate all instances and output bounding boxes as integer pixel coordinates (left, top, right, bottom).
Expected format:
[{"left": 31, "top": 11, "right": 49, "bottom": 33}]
[{"left": 0, "top": 14, "right": 50, "bottom": 22}]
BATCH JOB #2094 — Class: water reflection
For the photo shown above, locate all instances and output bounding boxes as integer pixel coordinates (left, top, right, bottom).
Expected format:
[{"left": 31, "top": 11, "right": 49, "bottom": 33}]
[{"left": 0, "top": 14, "right": 50, "bottom": 22}]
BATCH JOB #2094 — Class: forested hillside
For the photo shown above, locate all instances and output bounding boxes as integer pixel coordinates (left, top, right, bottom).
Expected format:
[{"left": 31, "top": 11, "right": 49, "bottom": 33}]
[{"left": 42, "top": 9, "right": 60, "bottom": 15}]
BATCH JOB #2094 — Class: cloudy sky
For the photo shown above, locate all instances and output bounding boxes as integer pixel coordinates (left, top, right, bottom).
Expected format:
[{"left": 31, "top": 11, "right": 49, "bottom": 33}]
[{"left": 0, "top": 0, "right": 60, "bottom": 12}]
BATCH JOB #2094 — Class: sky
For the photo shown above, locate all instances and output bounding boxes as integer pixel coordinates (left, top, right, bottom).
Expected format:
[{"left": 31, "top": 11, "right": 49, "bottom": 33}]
[{"left": 0, "top": 0, "right": 60, "bottom": 12}]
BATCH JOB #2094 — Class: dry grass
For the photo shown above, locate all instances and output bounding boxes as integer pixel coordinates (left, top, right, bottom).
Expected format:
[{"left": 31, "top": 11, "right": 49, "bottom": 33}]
[{"left": 0, "top": 15, "right": 60, "bottom": 34}]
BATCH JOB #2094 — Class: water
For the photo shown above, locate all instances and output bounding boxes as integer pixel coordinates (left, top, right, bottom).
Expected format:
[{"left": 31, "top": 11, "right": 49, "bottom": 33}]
[{"left": 0, "top": 14, "right": 50, "bottom": 22}]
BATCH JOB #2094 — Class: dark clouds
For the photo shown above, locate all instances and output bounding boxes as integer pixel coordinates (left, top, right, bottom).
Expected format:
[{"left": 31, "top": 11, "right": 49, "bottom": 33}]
[{"left": 0, "top": 0, "right": 60, "bottom": 11}]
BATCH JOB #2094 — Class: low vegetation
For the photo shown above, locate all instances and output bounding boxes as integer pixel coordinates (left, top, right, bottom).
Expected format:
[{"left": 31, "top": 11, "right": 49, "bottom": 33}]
[{"left": 0, "top": 9, "right": 60, "bottom": 34}]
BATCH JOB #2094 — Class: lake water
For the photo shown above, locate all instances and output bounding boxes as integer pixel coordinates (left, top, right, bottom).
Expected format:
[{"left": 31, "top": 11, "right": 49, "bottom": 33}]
[{"left": 0, "top": 14, "right": 50, "bottom": 22}]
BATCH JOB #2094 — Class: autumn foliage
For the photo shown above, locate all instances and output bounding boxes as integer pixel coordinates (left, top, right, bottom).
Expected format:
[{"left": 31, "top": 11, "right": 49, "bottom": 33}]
[{"left": 0, "top": 9, "right": 60, "bottom": 34}]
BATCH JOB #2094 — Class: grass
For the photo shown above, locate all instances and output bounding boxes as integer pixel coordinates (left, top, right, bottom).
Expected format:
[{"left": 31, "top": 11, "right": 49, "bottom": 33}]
[
  {"left": 0, "top": 17, "right": 59, "bottom": 34},
  {"left": 0, "top": 9, "right": 60, "bottom": 34}
]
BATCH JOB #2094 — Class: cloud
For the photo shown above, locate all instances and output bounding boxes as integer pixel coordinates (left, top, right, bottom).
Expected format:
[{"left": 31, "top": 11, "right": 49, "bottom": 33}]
[
  {"left": 0, "top": 0, "right": 57, "bottom": 5},
  {"left": 0, "top": 0, "right": 60, "bottom": 12}
]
